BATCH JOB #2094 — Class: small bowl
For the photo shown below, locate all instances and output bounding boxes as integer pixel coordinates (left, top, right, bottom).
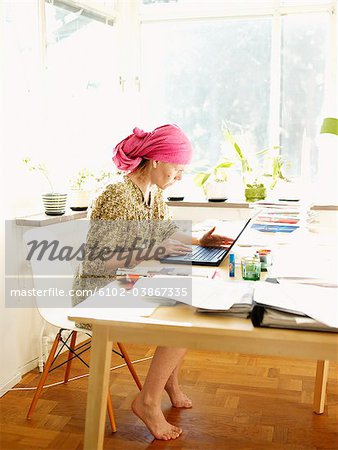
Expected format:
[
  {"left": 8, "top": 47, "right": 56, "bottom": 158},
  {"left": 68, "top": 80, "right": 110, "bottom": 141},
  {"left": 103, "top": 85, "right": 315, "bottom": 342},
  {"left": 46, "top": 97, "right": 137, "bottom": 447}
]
[
  {"left": 207, "top": 198, "right": 228, "bottom": 202},
  {"left": 167, "top": 196, "right": 185, "bottom": 201}
]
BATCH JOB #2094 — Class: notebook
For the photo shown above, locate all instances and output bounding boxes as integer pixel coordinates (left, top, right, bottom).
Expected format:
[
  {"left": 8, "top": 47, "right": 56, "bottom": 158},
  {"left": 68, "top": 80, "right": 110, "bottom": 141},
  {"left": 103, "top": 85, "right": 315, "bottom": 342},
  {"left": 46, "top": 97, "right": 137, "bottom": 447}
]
[{"left": 160, "top": 217, "right": 253, "bottom": 266}]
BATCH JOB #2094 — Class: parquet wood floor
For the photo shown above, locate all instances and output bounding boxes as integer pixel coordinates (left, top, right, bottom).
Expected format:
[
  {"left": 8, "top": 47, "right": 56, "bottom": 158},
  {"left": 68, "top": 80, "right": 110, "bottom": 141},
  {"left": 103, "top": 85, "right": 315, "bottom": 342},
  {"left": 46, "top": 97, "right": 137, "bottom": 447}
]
[{"left": 0, "top": 344, "right": 337, "bottom": 450}]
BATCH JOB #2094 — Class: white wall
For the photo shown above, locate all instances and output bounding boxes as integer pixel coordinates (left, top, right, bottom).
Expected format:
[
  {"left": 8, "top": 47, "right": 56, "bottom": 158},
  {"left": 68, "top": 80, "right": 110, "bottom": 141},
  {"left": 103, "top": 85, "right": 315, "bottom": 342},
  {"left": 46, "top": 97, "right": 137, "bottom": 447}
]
[
  {"left": 0, "top": 172, "right": 47, "bottom": 396},
  {"left": 0, "top": 219, "right": 20, "bottom": 396}
]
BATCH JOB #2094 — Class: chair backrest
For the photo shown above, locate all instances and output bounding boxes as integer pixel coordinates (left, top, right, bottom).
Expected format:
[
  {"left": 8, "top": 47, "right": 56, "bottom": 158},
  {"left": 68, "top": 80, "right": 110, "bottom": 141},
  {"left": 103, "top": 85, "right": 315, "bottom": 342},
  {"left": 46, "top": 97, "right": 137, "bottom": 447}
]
[{"left": 23, "top": 226, "right": 82, "bottom": 329}]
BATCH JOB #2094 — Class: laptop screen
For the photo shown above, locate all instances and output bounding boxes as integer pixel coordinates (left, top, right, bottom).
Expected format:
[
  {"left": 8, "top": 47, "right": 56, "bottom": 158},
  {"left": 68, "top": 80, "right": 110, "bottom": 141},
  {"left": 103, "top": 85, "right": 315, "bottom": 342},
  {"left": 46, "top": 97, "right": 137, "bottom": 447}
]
[{"left": 221, "top": 217, "right": 253, "bottom": 253}]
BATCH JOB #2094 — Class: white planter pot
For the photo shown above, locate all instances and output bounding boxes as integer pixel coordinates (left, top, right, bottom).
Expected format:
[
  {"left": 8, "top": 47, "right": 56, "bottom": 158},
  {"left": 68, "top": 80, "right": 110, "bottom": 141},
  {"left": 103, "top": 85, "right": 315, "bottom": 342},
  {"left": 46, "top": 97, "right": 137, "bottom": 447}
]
[
  {"left": 69, "top": 189, "right": 91, "bottom": 211},
  {"left": 269, "top": 180, "right": 300, "bottom": 201},
  {"left": 205, "top": 180, "right": 228, "bottom": 202},
  {"left": 42, "top": 193, "right": 67, "bottom": 216},
  {"left": 165, "top": 180, "right": 185, "bottom": 201}
]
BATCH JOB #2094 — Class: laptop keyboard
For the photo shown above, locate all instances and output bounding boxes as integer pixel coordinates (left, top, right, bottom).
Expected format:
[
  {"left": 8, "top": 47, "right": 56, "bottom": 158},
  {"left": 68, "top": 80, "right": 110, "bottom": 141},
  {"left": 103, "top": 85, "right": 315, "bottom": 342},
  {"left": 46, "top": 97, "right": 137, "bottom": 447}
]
[{"left": 182, "top": 246, "right": 228, "bottom": 262}]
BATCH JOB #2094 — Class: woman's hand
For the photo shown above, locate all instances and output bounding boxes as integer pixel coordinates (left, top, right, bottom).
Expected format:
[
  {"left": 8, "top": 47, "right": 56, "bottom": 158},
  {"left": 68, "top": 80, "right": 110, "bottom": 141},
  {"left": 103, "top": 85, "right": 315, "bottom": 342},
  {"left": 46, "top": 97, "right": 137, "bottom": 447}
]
[
  {"left": 155, "top": 239, "right": 192, "bottom": 257},
  {"left": 199, "top": 227, "right": 234, "bottom": 247}
]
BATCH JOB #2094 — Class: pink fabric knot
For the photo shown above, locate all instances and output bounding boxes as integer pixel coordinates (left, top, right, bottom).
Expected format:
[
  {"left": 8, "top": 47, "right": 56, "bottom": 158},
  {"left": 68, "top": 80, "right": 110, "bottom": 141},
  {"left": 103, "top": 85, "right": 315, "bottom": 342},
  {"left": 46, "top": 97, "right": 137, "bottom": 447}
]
[{"left": 133, "top": 127, "right": 149, "bottom": 138}]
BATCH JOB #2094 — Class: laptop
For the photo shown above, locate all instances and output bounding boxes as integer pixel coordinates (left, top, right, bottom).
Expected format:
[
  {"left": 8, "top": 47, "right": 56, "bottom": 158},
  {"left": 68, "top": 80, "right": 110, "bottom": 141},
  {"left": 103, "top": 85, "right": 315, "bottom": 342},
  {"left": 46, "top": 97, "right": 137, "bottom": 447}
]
[{"left": 160, "top": 217, "right": 253, "bottom": 267}]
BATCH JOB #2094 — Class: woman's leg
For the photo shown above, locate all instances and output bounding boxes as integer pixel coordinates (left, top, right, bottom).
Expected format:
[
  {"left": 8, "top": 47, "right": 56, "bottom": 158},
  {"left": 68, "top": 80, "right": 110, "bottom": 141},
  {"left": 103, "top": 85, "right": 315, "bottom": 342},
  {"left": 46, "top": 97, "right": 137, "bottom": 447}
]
[
  {"left": 165, "top": 350, "right": 192, "bottom": 408},
  {"left": 132, "top": 346, "right": 186, "bottom": 440}
]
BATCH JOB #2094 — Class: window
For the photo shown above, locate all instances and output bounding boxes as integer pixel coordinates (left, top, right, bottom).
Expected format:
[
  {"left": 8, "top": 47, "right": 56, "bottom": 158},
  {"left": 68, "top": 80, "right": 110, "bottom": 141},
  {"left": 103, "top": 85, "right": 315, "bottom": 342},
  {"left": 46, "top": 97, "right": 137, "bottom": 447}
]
[
  {"left": 280, "top": 13, "right": 329, "bottom": 178},
  {"left": 141, "top": 18, "right": 272, "bottom": 169},
  {"left": 43, "top": 1, "right": 118, "bottom": 188},
  {"left": 139, "top": 0, "right": 336, "bottom": 183}
]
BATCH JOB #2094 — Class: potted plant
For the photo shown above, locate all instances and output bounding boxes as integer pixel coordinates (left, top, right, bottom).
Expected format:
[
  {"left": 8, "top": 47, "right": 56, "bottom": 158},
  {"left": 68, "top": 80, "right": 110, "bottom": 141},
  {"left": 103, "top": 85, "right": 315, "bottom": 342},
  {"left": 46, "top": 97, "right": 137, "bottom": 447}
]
[
  {"left": 23, "top": 157, "right": 67, "bottom": 216},
  {"left": 266, "top": 155, "right": 290, "bottom": 190},
  {"left": 193, "top": 158, "right": 233, "bottom": 201},
  {"left": 222, "top": 122, "right": 284, "bottom": 202},
  {"left": 69, "top": 169, "right": 94, "bottom": 211},
  {"left": 263, "top": 154, "right": 294, "bottom": 200}
]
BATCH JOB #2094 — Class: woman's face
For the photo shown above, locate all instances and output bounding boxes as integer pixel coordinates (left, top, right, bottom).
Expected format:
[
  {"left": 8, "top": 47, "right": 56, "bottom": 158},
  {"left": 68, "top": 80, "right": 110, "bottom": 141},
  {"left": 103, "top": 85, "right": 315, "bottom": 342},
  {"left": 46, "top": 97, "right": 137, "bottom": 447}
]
[{"left": 151, "top": 161, "right": 185, "bottom": 190}]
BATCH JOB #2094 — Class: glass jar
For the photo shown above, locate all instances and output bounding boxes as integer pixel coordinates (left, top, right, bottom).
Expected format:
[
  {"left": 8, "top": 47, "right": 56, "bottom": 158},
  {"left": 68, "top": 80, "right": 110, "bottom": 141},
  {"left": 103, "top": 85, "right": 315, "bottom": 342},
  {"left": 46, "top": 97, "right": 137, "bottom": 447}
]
[
  {"left": 257, "top": 249, "right": 272, "bottom": 271},
  {"left": 241, "top": 256, "right": 261, "bottom": 281}
]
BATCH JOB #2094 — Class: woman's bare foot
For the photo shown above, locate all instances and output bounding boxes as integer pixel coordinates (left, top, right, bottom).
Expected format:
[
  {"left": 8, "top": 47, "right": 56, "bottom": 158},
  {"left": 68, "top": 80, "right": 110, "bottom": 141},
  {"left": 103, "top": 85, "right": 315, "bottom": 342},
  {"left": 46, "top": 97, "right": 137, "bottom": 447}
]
[
  {"left": 165, "top": 381, "right": 192, "bottom": 408},
  {"left": 132, "top": 393, "right": 182, "bottom": 440}
]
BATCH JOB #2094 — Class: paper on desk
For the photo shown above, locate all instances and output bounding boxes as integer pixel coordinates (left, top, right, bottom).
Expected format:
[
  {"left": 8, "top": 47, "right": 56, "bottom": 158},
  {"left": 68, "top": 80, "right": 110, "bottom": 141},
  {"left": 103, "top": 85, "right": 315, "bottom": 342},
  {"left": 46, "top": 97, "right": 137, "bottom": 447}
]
[
  {"left": 191, "top": 278, "right": 253, "bottom": 310},
  {"left": 278, "top": 278, "right": 337, "bottom": 288},
  {"left": 254, "top": 281, "right": 338, "bottom": 327},
  {"left": 268, "top": 244, "right": 337, "bottom": 283},
  {"left": 73, "top": 307, "right": 157, "bottom": 321},
  {"left": 71, "top": 277, "right": 253, "bottom": 321},
  {"left": 117, "top": 266, "right": 214, "bottom": 278},
  {"left": 74, "top": 281, "right": 159, "bottom": 318},
  {"left": 134, "top": 276, "right": 253, "bottom": 311}
]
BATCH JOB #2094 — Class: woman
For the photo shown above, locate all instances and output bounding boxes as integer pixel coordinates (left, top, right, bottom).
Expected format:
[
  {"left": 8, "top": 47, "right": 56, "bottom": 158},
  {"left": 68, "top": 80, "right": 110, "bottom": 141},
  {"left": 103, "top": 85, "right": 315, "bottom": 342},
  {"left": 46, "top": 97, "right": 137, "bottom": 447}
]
[{"left": 74, "top": 124, "right": 233, "bottom": 440}]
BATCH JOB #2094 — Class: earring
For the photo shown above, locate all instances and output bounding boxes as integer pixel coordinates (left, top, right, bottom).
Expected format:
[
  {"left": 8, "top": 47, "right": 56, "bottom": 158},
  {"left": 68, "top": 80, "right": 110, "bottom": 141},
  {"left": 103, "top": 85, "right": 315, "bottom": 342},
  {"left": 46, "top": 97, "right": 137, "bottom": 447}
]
[{"left": 153, "top": 161, "right": 157, "bottom": 169}]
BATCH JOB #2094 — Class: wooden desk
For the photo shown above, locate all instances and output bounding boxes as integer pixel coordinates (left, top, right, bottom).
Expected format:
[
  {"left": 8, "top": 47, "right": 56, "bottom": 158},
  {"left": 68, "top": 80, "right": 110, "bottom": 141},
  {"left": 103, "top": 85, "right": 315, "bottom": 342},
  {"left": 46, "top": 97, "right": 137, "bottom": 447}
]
[{"left": 69, "top": 263, "right": 338, "bottom": 450}]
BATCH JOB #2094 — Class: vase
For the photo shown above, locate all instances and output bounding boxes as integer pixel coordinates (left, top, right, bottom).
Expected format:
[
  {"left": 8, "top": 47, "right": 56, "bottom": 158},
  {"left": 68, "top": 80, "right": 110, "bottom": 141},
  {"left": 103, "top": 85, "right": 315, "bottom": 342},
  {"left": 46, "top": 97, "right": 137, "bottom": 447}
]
[
  {"left": 69, "top": 189, "right": 91, "bottom": 211},
  {"left": 205, "top": 179, "right": 228, "bottom": 202},
  {"left": 42, "top": 193, "right": 67, "bottom": 216},
  {"left": 270, "top": 179, "right": 300, "bottom": 201},
  {"left": 244, "top": 186, "right": 266, "bottom": 202}
]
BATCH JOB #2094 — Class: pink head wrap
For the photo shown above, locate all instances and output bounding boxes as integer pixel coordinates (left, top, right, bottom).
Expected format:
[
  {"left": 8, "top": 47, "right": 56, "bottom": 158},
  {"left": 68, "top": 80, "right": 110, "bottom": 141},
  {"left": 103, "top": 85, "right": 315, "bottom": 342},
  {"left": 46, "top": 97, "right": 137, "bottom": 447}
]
[{"left": 112, "top": 124, "right": 193, "bottom": 172}]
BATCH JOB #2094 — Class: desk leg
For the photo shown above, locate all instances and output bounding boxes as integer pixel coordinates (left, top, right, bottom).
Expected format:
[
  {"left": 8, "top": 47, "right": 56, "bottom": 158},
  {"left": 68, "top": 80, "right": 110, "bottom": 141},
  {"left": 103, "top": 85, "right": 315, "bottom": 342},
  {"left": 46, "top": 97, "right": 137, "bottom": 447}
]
[
  {"left": 313, "top": 360, "right": 329, "bottom": 414},
  {"left": 84, "top": 325, "right": 112, "bottom": 450}
]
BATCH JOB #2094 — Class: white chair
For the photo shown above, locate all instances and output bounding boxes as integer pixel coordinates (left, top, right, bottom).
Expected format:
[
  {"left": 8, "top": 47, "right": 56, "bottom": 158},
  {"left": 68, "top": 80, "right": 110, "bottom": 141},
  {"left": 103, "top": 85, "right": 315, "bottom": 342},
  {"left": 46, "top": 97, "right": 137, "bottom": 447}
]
[{"left": 23, "top": 227, "right": 142, "bottom": 432}]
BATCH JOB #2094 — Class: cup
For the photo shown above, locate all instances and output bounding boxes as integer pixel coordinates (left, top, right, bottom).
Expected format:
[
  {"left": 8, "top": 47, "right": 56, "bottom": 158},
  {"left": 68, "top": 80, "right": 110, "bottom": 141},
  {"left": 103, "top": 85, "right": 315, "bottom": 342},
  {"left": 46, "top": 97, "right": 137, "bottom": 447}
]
[{"left": 241, "top": 257, "right": 261, "bottom": 281}]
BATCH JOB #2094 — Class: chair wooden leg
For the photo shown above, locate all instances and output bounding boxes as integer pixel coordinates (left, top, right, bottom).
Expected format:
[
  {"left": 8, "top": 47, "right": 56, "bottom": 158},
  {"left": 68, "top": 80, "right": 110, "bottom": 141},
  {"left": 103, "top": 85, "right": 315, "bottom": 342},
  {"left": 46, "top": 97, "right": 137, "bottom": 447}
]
[
  {"left": 107, "top": 391, "right": 117, "bottom": 433},
  {"left": 64, "top": 331, "right": 77, "bottom": 384},
  {"left": 117, "top": 342, "right": 142, "bottom": 390},
  {"left": 27, "top": 330, "right": 62, "bottom": 420}
]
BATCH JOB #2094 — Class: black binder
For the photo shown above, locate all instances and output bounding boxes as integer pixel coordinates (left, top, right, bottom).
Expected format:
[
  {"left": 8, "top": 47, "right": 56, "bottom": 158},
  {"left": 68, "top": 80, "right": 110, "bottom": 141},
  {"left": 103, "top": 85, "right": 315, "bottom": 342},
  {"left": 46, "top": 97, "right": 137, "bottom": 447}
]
[{"left": 251, "top": 279, "right": 338, "bottom": 333}]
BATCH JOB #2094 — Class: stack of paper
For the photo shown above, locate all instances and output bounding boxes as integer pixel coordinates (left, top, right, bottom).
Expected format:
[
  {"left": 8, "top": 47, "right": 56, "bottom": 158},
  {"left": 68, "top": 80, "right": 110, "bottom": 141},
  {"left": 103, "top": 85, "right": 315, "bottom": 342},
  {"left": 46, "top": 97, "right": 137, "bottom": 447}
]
[
  {"left": 195, "top": 282, "right": 253, "bottom": 317},
  {"left": 133, "top": 276, "right": 254, "bottom": 318}
]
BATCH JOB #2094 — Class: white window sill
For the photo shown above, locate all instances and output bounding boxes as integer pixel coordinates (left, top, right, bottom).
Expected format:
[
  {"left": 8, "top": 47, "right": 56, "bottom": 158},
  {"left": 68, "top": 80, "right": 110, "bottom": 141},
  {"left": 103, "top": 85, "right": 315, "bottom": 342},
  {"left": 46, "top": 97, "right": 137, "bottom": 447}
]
[{"left": 14, "top": 201, "right": 338, "bottom": 227}]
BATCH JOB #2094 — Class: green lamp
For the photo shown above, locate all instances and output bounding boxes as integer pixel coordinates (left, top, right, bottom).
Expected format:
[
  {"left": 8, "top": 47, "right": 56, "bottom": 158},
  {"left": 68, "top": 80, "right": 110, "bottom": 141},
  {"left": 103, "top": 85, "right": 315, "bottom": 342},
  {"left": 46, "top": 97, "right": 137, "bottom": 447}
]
[{"left": 320, "top": 117, "right": 338, "bottom": 136}]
